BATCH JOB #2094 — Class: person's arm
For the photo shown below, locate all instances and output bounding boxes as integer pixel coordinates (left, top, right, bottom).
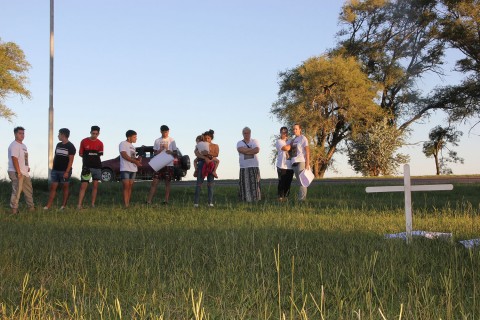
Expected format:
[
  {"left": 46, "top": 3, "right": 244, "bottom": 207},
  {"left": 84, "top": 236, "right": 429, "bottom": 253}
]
[
  {"left": 63, "top": 155, "right": 75, "bottom": 179},
  {"left": 120, "top": 151, "right": 141, "bottom": 166},
  {"left": 209, "top": 143, "right": 219, "bottom": 158},
  {"left": 11, "top": 156, "right": 23, "bottom": 179},
  {"left": 98, "top": 141, "right": 104, "bottom": 157},
  {"left": 195, "top": 148, "right": 211, "bottom": 163}
]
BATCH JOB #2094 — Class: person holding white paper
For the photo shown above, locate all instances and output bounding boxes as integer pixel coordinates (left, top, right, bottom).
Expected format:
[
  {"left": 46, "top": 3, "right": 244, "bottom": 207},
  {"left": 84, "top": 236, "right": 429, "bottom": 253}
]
[
  {"left": 289, "top": 124, "right": 310, "bottom": 201},
  {"left": 147, "top": 125, "right": 177, "bottom": 205}
]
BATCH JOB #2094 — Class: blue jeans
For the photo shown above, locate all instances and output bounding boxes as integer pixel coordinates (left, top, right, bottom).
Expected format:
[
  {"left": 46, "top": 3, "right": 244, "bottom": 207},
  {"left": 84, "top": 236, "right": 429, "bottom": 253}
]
[{"left": 194, "top": 160, "right": 215, "bottom": 205}]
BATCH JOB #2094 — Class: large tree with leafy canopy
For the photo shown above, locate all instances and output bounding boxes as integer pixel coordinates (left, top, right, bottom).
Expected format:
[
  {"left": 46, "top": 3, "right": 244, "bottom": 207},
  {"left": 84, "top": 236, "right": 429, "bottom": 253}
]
[
  {"left": 335, "top": 0, "right": 445, "bottom": 130},
  {"left": 271, "top": 55, "right": 383, "bottom": 177},
  {"left": 427, "top": 0, "right": 480, "bottom": 125},
  {"left": 0, "top": 38, "right": 31, "bottom": 121}
]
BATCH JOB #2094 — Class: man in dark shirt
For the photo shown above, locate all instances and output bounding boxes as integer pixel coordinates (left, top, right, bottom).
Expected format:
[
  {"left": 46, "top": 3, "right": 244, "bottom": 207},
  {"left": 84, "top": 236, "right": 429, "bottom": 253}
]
[
  {"left": 44, "top": 128, "right": 76, "bottom": 210},
  {"left": 77, "top": 125, "right": 104, "bottom": 209}
]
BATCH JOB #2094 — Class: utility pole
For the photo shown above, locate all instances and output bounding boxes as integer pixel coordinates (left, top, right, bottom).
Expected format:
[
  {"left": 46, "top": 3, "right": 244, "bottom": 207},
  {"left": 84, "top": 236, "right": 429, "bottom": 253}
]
[{"left": 48, "top": 0, "right": 54, "bottom": 180}]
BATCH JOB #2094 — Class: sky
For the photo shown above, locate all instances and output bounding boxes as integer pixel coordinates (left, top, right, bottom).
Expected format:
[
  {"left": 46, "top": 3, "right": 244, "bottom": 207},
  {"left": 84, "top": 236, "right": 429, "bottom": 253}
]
[{"left": 1, "top": 0, "right": 479, "bottom": 181}]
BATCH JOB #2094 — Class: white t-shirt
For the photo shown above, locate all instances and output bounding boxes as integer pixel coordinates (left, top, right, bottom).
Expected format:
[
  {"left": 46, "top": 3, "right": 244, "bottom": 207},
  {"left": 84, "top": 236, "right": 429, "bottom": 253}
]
[
  {"left": 8, "top": 140, "right": 30, "bottom": 176},
  {"left": 196, "top": 141, "right": 210, "bottom": 154},
  {"left": 290, "top": 135, "right": 308, "bottom": 164},
  {"left": 237, "top": 139, "right": 260, "bottom": 168},
  {"left": 153, "top": 136, "right": 177, "bottom": 166},
  {"left": 276, "top": 138, "right": 292, "bottom": 169},
  {"left": 119, "top": 140, "right": 138, "bottom": 172}
]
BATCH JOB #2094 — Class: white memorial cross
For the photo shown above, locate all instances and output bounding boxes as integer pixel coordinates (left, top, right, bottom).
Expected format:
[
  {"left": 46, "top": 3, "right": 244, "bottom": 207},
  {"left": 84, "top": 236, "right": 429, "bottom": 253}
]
[{"left": 365, "top": 164, "right": 453, "bottom": 244}]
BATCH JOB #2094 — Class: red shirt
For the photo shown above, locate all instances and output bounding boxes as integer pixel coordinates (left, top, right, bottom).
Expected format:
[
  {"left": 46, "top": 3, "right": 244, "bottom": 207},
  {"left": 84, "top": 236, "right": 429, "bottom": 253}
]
[{"left": 79, "top": 138, "right": 104, "bottom": 168}]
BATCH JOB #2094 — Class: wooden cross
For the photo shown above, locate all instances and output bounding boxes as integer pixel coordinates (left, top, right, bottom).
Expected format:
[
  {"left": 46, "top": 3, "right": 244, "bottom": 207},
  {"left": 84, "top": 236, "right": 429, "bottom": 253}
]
[{"left": 366, "top": 164, "right": 453, "bottom": 244}]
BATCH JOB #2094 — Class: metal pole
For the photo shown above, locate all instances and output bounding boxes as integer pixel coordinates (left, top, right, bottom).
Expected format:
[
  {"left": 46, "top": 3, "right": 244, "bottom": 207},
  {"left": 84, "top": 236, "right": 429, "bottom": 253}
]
[
  {"left": 404, "top": 164, "right": 413, "bottom": 244},
  {"left": 48, "top": 0, "right": 54, "bottom": 180}
]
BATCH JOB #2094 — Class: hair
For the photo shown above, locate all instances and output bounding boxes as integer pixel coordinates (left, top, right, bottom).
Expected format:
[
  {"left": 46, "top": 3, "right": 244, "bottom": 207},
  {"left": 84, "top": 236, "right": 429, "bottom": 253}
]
[
  {"left": 294, "top": 123, "right": 302, "bottom": 129},
  {"left": 203, "top": 129, "right": 215, "bottom": 140},
  {"left": 14, "top": 126, "right": 25, "bottom": 134},
  {"left": 160, "top": 125, "right": 169, "bottom": 132},
  {"left": 59, "top": 128, "right": 70, "bottom": 138},
  {"left": 196, "top": 134, "right": 204, "bottom": 142},
  {"left": 126, "top": 130, "right": 137, "bottom": 138},
  {"left": 91, "top": 125, "right": 100, "bottom": 132},
  {"left": 242, "top": 127, "right": 251, "bottom": 134},
  {"left": 280, "top": 126, "right": 288, "bottom": 133}
]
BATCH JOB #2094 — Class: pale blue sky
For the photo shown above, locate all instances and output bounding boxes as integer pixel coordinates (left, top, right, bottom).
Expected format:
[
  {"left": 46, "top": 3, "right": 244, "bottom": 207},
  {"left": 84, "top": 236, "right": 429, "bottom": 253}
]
[{"left": 1, "top": 1, "right": 478, "bottom": 180}]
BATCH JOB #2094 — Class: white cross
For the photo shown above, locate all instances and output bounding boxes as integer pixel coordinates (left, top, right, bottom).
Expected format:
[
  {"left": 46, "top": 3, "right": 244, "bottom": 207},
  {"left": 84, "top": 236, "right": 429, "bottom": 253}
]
[{"left": 365, "top": 164, "right": 453, "bottom": 244}]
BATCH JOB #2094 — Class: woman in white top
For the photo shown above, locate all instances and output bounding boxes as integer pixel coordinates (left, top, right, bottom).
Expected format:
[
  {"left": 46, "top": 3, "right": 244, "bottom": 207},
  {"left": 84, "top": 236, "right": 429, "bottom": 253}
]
[
  {"left": 289, "top": 124, "right": 310, "bottom": 201},
  {"left": 276, "top": 126, "right": 294, "bottom": 201},
  {"left": 237, "top": 127, "right": 261, "bottom": 202}
]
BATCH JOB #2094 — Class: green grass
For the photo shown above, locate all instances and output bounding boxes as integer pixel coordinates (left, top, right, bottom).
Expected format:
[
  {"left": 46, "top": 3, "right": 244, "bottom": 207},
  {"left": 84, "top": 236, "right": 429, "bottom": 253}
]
[{"left": 1, "top": 179, "right": 480, "bottom": 319}]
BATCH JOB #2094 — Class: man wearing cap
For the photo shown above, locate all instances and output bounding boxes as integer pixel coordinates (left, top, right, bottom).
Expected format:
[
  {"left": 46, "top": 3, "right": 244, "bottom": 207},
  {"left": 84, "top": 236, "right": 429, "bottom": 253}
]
[
  {"left": 7, "top": 126, "right": 34, "bottom": 214},
  {"left": 77, "top": 125, "right": 104, "bottom": 209},
  {"left": 146, "top": 125, "right": 177, "bottom": 205},
  {"left": 289, "top": 124, "right": 310, "bottom": 201}
]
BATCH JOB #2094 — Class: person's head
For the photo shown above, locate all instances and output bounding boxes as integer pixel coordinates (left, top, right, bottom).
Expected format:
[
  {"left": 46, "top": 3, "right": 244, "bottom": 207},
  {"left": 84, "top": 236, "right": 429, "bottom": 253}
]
[
  {"left": 280, "top": 126, "right": 288, "bottom": 138},
  {"left": 14, "top": 126, "right": 25, "bottom": 142},
  {"left": 293, "top": 124, "right": 302, "bottom": 136},
  {"left": 160, "top": 125, "right": 169, "bottom": 138},
  {"left": 196, "top": 135, "right": 204, "bottom": 143},
  {"left": 58, "top": 128, "right": 70, "bottom": 141},
  {"left": 90, "top": 125, "right": 100, "bottom": 140},
  {"left": 203, "top": 129, "right": 214, "bottom": 143},
  {"left": 126, "top": 130, "right": 137, "bottom": 143},
  {"left": 242, "top": 127, "right": 251, "bottom": 140}
]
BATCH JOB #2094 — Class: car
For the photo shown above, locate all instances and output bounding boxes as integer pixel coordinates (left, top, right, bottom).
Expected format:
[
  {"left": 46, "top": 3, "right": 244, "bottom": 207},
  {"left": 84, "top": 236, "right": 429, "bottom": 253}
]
[{"left": 100, "top": 145, "right": 190, "bottom": 182}]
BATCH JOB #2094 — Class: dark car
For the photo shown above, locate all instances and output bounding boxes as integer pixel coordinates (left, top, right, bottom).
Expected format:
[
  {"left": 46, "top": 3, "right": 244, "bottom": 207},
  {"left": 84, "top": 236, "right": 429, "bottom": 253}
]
[{"left": 100, "top": 145, "right": 190, "bottom": 182}]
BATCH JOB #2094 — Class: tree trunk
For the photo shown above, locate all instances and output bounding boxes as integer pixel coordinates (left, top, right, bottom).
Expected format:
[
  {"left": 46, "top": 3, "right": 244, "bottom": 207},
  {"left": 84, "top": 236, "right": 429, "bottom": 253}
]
[
  {"left": 314, "top": 145, "right": 337, "bottom": 178},
  {"left": 434, "top": 154, "right": 440, "bottom": 175}
]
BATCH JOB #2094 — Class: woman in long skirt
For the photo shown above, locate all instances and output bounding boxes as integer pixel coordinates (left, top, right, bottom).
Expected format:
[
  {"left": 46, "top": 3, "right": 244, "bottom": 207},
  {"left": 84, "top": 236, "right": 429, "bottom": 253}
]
[{"left": 236, "top": 127, "right": 261, "bottom": 202}]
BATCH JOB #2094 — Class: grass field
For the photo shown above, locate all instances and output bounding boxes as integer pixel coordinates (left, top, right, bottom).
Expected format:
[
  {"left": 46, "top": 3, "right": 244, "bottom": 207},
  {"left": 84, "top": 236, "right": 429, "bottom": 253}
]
[{"left": 1, "top": 178, "right": 480, "bottom": 319}]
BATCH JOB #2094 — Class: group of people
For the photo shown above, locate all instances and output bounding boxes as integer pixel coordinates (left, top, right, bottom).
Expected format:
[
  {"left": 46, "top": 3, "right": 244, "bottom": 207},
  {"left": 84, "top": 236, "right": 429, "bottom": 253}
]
[{"left": 6, "top": 123, "right": 311, "bottom": 213}]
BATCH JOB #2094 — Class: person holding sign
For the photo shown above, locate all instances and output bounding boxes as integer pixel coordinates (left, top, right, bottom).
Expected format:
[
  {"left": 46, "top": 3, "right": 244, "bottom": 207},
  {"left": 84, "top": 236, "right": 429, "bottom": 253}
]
[
  {"left": 146, "top": 125, "right": 177, "bottom": 205},
  {"left": 289, "top": 124, "right": 310, "bottom": 201}
]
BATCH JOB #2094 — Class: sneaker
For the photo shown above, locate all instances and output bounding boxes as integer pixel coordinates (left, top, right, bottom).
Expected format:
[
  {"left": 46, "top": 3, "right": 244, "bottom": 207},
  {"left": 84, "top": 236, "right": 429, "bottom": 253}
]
[
  {"left": 43, "top": 206, "right": 49, "bottom": 210},
  {"left": 208, "top": 203, "right": 214, "bottom": 207},
  {"left": 194, "top": 204, "right": 199, "bottom": 208},
  {"left": 162, "top": 201, "right": 168, "bottom": 205},
  {"left": 59, "top": 206, "right": 65, "bottom": 210}
]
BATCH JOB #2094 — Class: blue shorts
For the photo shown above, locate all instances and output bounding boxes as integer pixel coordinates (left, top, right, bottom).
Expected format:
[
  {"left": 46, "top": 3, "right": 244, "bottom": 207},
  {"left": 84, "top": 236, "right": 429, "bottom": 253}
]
[
  {"left": 120, "top": 171, "right": 137, "bottom": 180},
  {"left": 51, "top": 169, "right": 72, "bottom": 183}
]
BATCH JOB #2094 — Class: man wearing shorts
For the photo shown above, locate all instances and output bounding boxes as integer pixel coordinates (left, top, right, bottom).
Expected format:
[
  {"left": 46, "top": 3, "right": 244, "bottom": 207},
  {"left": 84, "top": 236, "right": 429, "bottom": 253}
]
[
  {"left": 44, "top": 128, "right": 76, "bottom": 210},
  {"left": 7, "top": 126, "right": 34, "bottom": 214},
  {"left": 119, "top": 130, "right": 142, "bottom": 208},
  {"left": 77, "top": 125, "right": 104, "bottom": 209},
  {"left": 146, "top": 125, "right": 177, "bottom": 205}
]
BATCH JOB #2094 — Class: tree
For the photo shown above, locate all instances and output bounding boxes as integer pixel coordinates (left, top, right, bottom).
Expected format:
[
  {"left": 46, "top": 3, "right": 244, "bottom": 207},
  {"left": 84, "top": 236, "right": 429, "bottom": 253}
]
[
  {"left": 0, "top": 38, "right": 31, "bottom": 121},
  {"left": 426, "top": 0, "right": 480, "bottom": 124},
  {"left": 347, "top": 119, "right": 409, "bottom": 176},
  {"left": 422, "top": 125, "right": 464, "bottom": 175},
  {"left": 271, "top": 55, "right": 383, "bottom": 177},
  {"left": 336, "top": 0, "right": 446, "bottom": 130}
]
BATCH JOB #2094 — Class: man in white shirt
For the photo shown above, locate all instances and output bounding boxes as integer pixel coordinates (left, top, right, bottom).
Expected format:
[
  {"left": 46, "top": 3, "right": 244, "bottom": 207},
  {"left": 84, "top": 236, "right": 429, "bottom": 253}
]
[
  {"left": 290, "top": 124, "right": 310, "bottom": 201},
  {"left": 7, "top": 126, "right": 34, "bottom": 214},
  {"left": 147, "top": 125, "right": 177, "bottom": 205},
  {"left": 119, "top": 130, "right": 142, "bottom": 208}
]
